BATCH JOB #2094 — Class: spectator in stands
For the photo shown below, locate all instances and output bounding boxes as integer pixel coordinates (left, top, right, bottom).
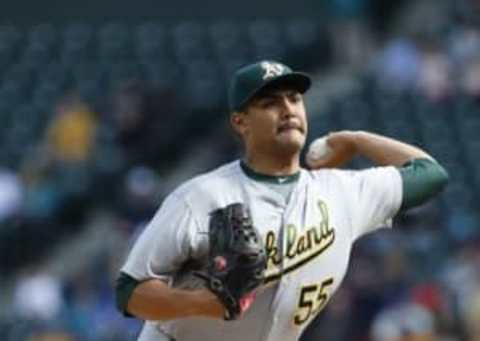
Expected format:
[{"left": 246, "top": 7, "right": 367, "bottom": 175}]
[
  {"left": 46, "top": 93, "right": 97, "bottom": 164},
  {"left": 417, "top": 46, "right": 452, "bottom": 102},
  {"left": 13, "top": 267, "right": 63, "bottom": 321},
  {"left": 114, "top": 165, "right": 162, "bottom": 235},
  {"left": 441, "top": 244, "right": 479, "bottom": 317},
  {"left": 42, "top": 93, "right": 97, "bottom": 215},
  {"left": 442, "top": 243, "right": 480, "bottom": 339},
  {"left": 370, "top": 282, "right": 449, "bottom": 341},
  {"left": 370, "top": 300, "right": 436, "bottom": 341},
  {"left": 375, "top": 36, "right": 421, "bottom": 92},
  {"left": 460, "top": 58, "right": 480, "bottom": 99},
  {"left": 326, "top": 0, "right": 373, "bottom": 67},
  {"left": 109, "top": 80, "right": 180, "bottom": 168},
  {"left": 19, "top": 150, "right": 62, "bottom": 220},
  {"left": 465, "top": 288, "right": 480, "bottom": 341},
  {"left": 448, "top": 22, "right": 480, "bottom": 68},
  {"left": 0, "top": 167, "right": 23, "bottom": 222}
]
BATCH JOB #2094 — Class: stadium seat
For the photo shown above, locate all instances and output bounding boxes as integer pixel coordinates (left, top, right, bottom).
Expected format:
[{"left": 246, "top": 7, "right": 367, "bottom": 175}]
[
  {"left": 248, "top": 19, "right": 286, "bottom": 60},
  {"left": 61, "top": 23, "right": 94, "bottom": 63},
  {"left": 23, "top": 25, "right": 58, "bottom": 67},
  {"left": 97, "top": 22, "right": 132, "bottom": 60},
  {"left": 135, "top": 22, "right": 171, "bottom": 61},
  {"left": 209, "top": 21, "right": 251, "bottom": 62},
  {"left": 142, "top": 60, "right": 181, "bottom": 90},
  {"left": 29, "top": 24, "right": 57, "bottom": 50},
  {"left": 172, "top": 21, "right": 212, "bottom": 63}
]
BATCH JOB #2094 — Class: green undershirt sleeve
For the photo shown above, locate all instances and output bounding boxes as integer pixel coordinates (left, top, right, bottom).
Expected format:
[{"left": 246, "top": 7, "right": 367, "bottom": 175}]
[
  {"left": 398, "top": 158, "right": 449, "bottom": 211},
  {"left": 115, "top": 272, "right": 140, "bottom": 318}
]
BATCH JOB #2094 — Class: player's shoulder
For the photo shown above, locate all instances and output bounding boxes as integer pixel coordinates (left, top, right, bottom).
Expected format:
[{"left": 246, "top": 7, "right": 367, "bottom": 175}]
[
  {"left": 169, "top": 160, "right": 242, "bottom": 202},
  {"left": 303, "top": 167, "right": 357, "bottom": 183},
  {"left": 304, "top": 165, "right": 400, "bottom": 186}
]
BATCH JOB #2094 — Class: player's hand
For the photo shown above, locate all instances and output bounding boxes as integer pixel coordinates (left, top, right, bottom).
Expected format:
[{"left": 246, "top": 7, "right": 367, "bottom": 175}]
[
  {"left": 194, "top": 288, "right": 258, "bottom": 320},
  {"left": 306, "top": 131, "right": 358, "bottom": 169},
  {"left": 195, "top": 203, "right": 266, "bottom": 320}
]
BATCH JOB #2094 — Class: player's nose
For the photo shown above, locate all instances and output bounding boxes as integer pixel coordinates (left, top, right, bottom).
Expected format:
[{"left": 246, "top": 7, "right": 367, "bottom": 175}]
[{"left": 280, "top": 97, "right": 297, "bottom": 118}]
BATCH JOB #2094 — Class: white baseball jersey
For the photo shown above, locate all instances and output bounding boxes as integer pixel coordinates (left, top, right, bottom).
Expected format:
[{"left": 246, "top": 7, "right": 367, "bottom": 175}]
[{"left": 121, "top": 160, "right": 403, "bottom": 341}]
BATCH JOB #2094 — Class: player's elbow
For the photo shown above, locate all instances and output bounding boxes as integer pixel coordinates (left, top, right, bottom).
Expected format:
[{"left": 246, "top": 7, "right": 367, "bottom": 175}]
[
  {"left": 115, "top": 272, "right": 140, "bottom": 318},
  {"left": 430, "top": 162, "right": 449, "bottom": 194},
  {"left": 400, "top": 158, "right": 449, "bottom": 210},
  {"left": 413, "top": 160, "right": 450, "bottom": 202}
]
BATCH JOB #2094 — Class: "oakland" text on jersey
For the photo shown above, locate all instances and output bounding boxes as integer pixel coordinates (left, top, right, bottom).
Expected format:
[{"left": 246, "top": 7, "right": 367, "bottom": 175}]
[{"left": 264, "top": 200, "right": 336, "bottom": 283}]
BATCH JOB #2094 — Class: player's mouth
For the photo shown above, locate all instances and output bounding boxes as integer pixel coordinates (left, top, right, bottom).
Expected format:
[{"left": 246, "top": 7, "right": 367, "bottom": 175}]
[{"left": 277, "top": 122, "right": 304, "bottom": 134}]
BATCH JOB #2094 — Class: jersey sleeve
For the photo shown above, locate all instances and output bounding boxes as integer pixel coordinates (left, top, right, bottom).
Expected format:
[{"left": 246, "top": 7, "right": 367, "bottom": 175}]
[
  {"left": 120, "top": 192, "right": 204, "bottom": 281},
  {"left": 344, "top": 166, "right": 403, "bottom": 240},
  {"left": 399, "top": 158, "right": 449, "bottom": 210}
]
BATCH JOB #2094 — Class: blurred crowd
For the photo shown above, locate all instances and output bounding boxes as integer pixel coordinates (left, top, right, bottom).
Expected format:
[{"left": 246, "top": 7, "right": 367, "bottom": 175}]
[
  {"left": 0, "top": 83, "right": 169, "bottom": 340},
  {"left": 1, "top": 0, "right": 480, "bottom": 340},
  {"left": 374, "top": 2, "right": 480, "bottom": 102},
  {"left": 302, "top": 1, "right": 480, "bottom": 340}
]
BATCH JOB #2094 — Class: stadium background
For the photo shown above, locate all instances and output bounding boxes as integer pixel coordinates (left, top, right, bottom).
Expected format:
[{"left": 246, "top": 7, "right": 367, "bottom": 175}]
[{"left": 0, "top": 0, "right": 479, "bottom": 339}]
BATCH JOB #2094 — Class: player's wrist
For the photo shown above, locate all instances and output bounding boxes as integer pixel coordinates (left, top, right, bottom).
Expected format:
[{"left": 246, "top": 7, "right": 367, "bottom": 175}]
[
  {"left": 345, "top": 130, "right": 363, "bottom": 152},
  {"left": 190, "top": 289, "right": 225, "bottom": 319},
  {"left": 346, "top": 130, "right": 376, "bottom": 157},
  {"left": 327, "top": 130, "right": 360, "bottom": 155}
]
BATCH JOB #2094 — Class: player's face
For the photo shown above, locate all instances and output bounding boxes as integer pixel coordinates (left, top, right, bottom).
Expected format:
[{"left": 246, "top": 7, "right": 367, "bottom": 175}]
[{"left": 235, "top": 88, "right": 308, "bottom": 156}]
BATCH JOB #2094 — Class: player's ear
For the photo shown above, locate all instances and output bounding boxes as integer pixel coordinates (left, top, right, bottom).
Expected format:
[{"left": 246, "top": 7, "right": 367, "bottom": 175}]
[{"left": 230, "top": 111, "right": 247, "bottom": 136}]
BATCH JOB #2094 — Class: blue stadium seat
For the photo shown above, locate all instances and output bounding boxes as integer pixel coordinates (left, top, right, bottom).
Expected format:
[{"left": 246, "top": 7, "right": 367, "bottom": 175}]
[
  {"left": 22, "top": 24, "right": 58, "bottom": 67},
  {"left": 308, "top": 112, "right": 335, "bottom": 136},
  {"left": 172, "top": 21, "right": 212, "bottom": 63},
  {"left": 0, "top": 26, "right": 22, "bottom": 72},
  {"left": 0, "top": 25, "right": 22, "bottom": 45},
  {"left": 183, "top": 59, "right": 224, "bottom": 110},
  {"left": 209, "top": 21, "right": 251, "bottom": 62},
  {"left": 185, "top": 77, "right": 223, "bottom": 111},
  {"left": 441, "top": 182, "right": 475, "bottom": 215},
  {"left": 0, "top": 82, "right": 25, "bottom": 108},
  {"left": 61, "top": 23, "right": 94, "bottom": 63},
  {"left": 29, "top": 24, "right": 57, "bottom": 50},
  {"left": 220, "top": 59, "right": 250, "bottom": 81},
  {"left": 142, "top": 61, "right": 181, "bottom": 90},
  {"left": 284, "top": 18, "right": 328, "bottom": 67},
  {"left": 135, "top": 22, "right": 171, "bottom": 61},
  {"left": 40, "top": 62, "right": 71, "bottom": 90},
  {"left": 456, "top": 116, "right": 480, "bottom": 141},
  {"left": 338, "top": 99, "right": 373, "bottom": 131},
  {"left": 31, "top": 81, "right": 63, "bottom": 114},
  {"left": 97, "top": 22, "right": 132, "bottom": 60},
  {"left": 108, "top": 61, "right": 144, "bottom": 86},
  {"left": 71, "top": 61, "right": 105, "bottom": 86},
  {"left": 285, "top": 19, "right": 319, "bottom": 51},
  {"left": 464, "top": 139, "right": 480, "bottom": 165},
  {"left": 247, "top": 19, "right": 286, "bottom": 60}
]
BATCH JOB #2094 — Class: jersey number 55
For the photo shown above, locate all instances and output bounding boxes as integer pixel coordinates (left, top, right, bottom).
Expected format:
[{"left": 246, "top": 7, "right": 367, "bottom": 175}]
[{"left": 293, "top": 277, "right": 334, "bottom": 325}]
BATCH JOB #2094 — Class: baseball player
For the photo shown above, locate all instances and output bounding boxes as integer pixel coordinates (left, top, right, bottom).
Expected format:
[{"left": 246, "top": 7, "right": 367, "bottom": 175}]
[{"left": 115, "top": 60, "right": 449, "bottom": 341}]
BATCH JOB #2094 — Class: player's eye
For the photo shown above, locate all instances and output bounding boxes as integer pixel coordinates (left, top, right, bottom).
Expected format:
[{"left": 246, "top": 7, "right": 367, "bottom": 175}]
[
  {"left": 289, "top": 92, "right": 301, "bottom": 103},
  {"left": 259, "top": 99, "right": 276, "bottom": 108}
]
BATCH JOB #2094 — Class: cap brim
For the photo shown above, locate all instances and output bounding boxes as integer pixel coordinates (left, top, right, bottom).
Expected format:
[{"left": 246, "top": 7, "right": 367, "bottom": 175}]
[{"left": 237, "top": 72, "right": 311, "bottom": 111}]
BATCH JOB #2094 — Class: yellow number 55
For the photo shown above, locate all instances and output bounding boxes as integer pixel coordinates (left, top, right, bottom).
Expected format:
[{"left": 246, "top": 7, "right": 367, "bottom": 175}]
[{"left": 294, "top": 277, "right": 334, "bottom": 325}]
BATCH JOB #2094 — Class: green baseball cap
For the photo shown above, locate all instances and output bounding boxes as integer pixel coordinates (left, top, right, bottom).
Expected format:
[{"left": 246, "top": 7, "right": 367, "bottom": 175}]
[{"left": 228, "top": 60, "right": 312, "bottom": 112}]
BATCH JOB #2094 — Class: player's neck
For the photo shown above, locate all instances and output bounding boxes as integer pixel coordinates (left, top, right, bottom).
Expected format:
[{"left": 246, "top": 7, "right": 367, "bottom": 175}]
[{"left": 243, "top": 152, "right": 300, "bottom": 176}]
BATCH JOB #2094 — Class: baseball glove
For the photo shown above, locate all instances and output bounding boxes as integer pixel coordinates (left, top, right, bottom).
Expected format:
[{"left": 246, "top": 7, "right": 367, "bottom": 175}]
[{"left": 195, "top": 203, "right": 267, "bottom": 320}]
